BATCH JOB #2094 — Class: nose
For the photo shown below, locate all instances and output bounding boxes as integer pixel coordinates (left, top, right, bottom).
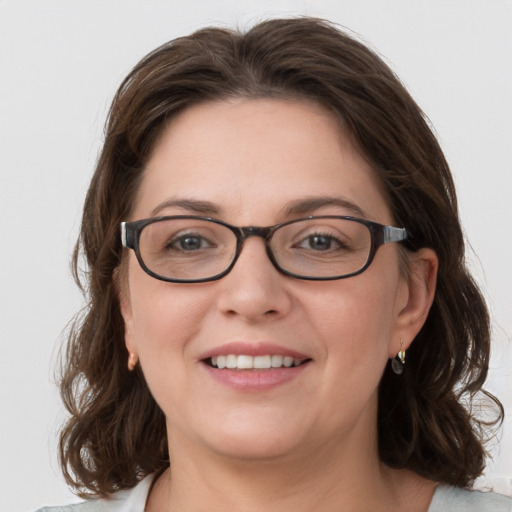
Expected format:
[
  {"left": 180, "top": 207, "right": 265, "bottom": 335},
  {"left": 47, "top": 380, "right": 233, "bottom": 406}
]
[{"left": 216, "top": 236, "right": 293, "bottom": 322}]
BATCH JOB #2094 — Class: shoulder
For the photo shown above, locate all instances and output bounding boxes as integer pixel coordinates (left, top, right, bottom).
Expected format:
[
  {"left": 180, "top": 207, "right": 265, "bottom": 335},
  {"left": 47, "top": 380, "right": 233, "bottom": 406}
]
[
  {"left": 428, "top": 485, "right": 512, "bottom": 512},
  {"left": 34, "top": 474, "right": 154, "bottom": 512}
]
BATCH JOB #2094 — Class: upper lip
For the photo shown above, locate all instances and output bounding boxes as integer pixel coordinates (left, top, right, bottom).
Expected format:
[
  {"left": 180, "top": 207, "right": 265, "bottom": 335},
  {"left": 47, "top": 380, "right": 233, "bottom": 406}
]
[{"left": 198, "top": 342, "right": 311, "bottom": 361}]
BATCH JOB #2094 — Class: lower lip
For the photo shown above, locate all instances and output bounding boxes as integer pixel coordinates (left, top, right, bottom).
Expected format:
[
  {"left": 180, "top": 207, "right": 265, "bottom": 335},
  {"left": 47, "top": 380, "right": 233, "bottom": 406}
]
[{"left": 202, "top": 362, "right": 310, "bottom": 391}]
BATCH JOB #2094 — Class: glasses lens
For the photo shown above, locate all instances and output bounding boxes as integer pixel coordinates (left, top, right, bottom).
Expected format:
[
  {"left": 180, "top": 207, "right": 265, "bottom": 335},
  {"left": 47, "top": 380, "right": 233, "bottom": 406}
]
[
  {"left": 270, "top": 218, "right": 371, "bottom": 278},
  {"left": 138, "top": 218, "right": 237, "bottom": 281}
]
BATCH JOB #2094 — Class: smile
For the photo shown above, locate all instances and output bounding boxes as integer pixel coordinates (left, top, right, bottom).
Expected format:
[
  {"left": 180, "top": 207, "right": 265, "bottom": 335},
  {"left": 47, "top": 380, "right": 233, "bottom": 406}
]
[
  {"left": 208, "top": 354, "right": 308, "bottom": 370},
  {"left": 200, "top": 344, "right": 312, "bottom": 390}
]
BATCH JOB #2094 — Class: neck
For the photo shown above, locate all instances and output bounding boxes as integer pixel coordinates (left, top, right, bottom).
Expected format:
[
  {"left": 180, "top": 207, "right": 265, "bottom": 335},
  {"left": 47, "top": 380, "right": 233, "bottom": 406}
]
[{"left": 146, "top": 419, "right": 434, "bottom": 512}]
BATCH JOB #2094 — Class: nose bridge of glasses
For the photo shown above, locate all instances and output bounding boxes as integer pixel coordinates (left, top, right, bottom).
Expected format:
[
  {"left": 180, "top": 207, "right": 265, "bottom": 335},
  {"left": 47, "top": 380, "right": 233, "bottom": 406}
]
[
  {"left": 234, "top": 225, "right": 277, "bottom": 265},
  {"left": 239, "top": 225, "right": 273, "bottom": 241},
  {"left": 230, "top": 225, "right": 284, "bottom": 276}
]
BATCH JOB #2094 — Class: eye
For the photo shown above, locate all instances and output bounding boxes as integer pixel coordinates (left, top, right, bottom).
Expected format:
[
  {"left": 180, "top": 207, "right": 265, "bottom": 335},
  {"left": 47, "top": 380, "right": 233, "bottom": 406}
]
[
  {"left": 296, "top": 233, "right": 345, "bottom": 251},
  {"left": 167, "top": 233, "right": 214, "bottom": 251}
]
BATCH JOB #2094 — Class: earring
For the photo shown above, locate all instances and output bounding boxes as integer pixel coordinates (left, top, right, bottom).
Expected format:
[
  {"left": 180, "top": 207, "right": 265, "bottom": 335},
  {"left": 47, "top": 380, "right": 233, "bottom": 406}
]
[
  {"left": 391, "top": 339, "right": 406, "bottom": 375},
  {"left": 127, "top": 351, "right": 138, "bottom": 371}
]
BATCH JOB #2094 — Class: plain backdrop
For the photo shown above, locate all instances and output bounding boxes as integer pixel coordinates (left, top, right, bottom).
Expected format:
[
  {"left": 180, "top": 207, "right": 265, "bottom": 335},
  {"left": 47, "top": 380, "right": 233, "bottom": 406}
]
[{"left": 1, "top": 1, "right": 511, "bottom": 510}]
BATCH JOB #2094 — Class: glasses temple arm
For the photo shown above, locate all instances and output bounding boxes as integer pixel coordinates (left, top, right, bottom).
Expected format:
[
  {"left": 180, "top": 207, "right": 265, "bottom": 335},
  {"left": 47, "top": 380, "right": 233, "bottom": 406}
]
[
  {"left": 120, "top": 222, "right": 128, "bottom": 248},
  {"left": 383, "top": 226, "right": 407, "bottom": 243}
]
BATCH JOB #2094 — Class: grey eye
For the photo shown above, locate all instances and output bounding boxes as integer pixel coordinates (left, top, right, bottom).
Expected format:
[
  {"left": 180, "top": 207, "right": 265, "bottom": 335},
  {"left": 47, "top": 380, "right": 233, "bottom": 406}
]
[
  {"left": 298, "top": 234, "right": 343, "bottom": 251},
  {"left": 168, "top": 234, "right": 212, "bottom": 251}
]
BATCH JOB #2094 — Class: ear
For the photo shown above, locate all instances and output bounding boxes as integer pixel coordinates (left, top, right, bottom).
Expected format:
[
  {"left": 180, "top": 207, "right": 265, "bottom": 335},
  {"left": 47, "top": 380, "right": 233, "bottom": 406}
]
[
  {"left": 116, "top": 267, "right": 138, "bottom": 356},
  {"left": 389, "top": 248, "right": 438, "bottom": 357}
]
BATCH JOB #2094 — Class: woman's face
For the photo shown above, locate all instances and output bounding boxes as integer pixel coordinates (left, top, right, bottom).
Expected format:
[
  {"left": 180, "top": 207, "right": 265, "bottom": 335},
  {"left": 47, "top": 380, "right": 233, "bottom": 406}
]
[{"left": 121, "top": 98, "right": 430, "bottom": 463}]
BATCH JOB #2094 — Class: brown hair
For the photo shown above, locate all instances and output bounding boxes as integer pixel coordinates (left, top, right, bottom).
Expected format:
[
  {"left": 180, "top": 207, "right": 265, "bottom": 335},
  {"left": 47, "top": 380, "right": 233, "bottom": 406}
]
[{"left": 59, "top": 17, "right": 503, "bottom": 497}]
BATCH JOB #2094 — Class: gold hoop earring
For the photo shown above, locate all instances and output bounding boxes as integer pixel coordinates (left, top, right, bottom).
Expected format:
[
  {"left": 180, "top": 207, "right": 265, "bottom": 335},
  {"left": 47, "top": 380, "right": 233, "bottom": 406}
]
[
  {"left": 127, "top": 351, "right": 138, "bottom": 371},
  {"left": 391, "top": 339, "right": 406, "bottom": 375}
]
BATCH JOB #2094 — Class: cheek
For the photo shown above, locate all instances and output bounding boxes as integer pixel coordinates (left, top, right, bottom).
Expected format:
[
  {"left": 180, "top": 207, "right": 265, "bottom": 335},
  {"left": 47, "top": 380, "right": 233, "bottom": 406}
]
[
  {"left": 304, "top": 274, "right": 399, "bottom": 377},
  {"left": 126, "top": 276, "right": 214, "bottom": 414},
  {"left": 131, "top": 291, "right": 204, "bottom": 353},
  {"left": 125, "top": 260, "right": 210, "bottom": 360}
]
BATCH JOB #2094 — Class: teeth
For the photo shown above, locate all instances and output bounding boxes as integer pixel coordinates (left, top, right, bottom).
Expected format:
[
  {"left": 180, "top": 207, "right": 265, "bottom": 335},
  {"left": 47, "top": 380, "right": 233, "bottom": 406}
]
[
  {"left": 237, "top": 355, "right": 253, "bottom": 369},
  {"left": 271, "top": 355, "right": 283, "bottom": 368},
  {"left": 226, "top": 354, "right": 237, "bottom": 369},
  {"left": 283, "top": 356, "right": 293, "bottom": 367},
  {"left": 209, "top": 354, "right": 305, "bottom": 370},
  {"left": 253, "top": 355, "right": 271, "bottom": 369}
]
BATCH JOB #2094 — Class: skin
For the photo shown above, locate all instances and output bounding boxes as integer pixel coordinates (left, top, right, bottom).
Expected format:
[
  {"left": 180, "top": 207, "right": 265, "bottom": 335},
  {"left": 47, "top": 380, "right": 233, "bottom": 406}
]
[{"left": 121, "top": 98, "right": 438, "bottom": 511}]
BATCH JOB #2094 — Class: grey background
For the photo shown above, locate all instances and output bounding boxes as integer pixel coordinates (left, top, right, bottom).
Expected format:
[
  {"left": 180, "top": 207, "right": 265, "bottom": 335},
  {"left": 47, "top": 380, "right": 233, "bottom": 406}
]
[{"left": 1, "top": 1, "right": 511, "bottom": 510}]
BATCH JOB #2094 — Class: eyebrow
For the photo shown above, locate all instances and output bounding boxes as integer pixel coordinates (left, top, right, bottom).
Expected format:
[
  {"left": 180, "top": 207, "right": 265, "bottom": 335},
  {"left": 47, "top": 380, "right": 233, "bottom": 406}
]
[
  {"left": 151, "top": 195, "right": 367, "bottom": 220},
  {"left": 282, "top": 196, "right": 367, "bottom": 219},
  {"left": 151, "top": 198, "right": 221, "bottom": 217}
]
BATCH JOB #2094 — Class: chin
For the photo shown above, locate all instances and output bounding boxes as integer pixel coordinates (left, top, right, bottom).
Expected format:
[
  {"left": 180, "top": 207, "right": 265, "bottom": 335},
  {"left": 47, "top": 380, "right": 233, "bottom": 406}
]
[
  {"left": 182, "top": 408, "right": 311, "bottom": 462},
  {"left": 207, "top": 430, "right": 304, "bottom": 462}
]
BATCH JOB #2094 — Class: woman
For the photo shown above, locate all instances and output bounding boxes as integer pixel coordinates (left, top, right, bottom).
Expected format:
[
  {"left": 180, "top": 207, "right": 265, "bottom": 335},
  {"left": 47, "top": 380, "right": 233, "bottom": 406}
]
[{"left": 38, "top": 17, "right": 510, "bottom": 511}]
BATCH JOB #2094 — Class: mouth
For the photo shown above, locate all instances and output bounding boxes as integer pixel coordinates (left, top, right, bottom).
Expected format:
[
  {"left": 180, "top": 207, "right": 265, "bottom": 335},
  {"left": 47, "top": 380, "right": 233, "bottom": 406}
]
[
  {"left": 204, "top": 354, "right": 312, "bottom": 370},
  {"left": 199, "top": 343, "right": 312, "bottom": 390}
]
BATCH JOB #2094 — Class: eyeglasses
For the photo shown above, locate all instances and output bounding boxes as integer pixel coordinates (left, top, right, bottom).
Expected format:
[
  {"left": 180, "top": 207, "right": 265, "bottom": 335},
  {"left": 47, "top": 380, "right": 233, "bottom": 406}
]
[{"left": 120, "top": 215, "right": 407, "bottom": 283}]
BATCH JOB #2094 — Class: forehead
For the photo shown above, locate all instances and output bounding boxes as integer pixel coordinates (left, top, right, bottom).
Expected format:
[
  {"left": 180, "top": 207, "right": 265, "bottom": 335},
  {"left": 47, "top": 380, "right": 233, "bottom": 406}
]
[{"left": 133, "top": 98, "right": 392, "bottom": 224}]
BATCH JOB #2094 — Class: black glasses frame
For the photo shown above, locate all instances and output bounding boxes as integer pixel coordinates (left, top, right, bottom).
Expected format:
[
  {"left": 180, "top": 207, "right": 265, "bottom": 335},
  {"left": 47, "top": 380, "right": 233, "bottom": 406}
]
[{"left": 120, "top": 215, "right": 407, "bottom": 283}]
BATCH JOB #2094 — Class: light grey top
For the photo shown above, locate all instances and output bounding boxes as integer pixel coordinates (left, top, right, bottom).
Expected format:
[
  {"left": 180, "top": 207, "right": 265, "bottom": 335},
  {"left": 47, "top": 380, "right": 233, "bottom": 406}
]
[
  {"left": 36, "top": 475, "right": 512, "bottom": 512},
  {"left": 35, "top": 475, "right": 154, "bottom": 512},
  {"left": 428, "top": 485, "right": 512, "bottom": 511}
]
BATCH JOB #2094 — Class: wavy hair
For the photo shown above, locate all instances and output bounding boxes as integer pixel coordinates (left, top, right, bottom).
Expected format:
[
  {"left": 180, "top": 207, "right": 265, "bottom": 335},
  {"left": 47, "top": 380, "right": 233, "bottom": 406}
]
[{"left": 59, "top": 17, "right": 503, "bottom": 497}]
